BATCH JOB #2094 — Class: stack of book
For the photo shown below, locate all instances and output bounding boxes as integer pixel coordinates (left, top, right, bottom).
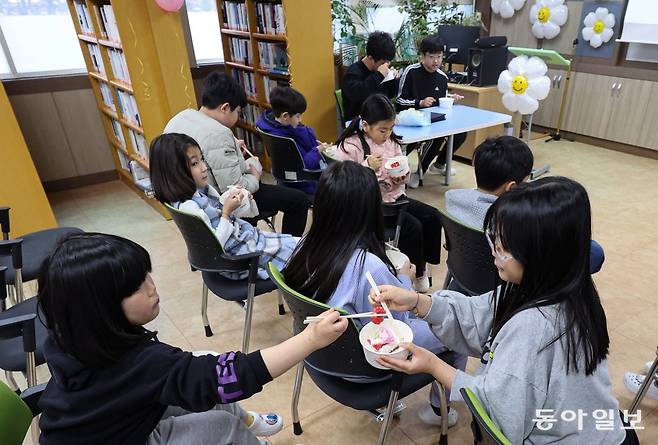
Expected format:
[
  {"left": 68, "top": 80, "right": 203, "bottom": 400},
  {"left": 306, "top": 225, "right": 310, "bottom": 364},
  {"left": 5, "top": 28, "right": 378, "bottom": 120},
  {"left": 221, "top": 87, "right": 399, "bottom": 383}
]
[
  {"left": 73, "top": 1, "right": 94, "bottom": 35},
  {"left": 128, "top": 160, "right": 154, "bottom": 196},
  {"left": 232, "top": 71, "right": 257, "bottom": 98},
  {"left": 263, "top": 78, "right": 288, "bottom": 104},
  {"left": 99, "top": 83, "right": 115, "bottom": 111},
  {"left": 87, "top": 43, "right": 105, "bottom": 75},
  {"left": 255, "top": 0, "right": 285, "bottom": 34},
  {"left": 116, "top": 91, "right": 141, "bottom": 127},
  {"left": 242, "top": 103, "right": 263, "bottom": 126},
  {"left": 108, "top": 49, "right": 130, "bottom": 84},
  {"left": 110, "top": 119, "right": 125, "bottom": 147},
  {"left": 117, "top": 150, "right": 131, "bottom": 171},
  {"left": 258, "top": 42, "right": 288, "bottom": 74},
  {"left": 229, "top": 37, "right": 253, "bottom": 65},
  {"left": 221, "top": 1, "right": 249, "bottom": 31},
  {"left": 128, "top": 130, "right": 149, "bottom": 160},
  {"left": 97, "top": 4, "right": 120, "bottom": 42}
]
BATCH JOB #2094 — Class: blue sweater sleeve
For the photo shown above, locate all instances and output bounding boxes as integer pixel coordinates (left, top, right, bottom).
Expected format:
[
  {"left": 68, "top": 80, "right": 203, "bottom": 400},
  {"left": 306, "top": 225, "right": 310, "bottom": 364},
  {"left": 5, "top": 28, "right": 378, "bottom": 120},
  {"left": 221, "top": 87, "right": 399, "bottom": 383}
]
[{"left": 297, "top": 126, "right": 321, "bottom": 169}]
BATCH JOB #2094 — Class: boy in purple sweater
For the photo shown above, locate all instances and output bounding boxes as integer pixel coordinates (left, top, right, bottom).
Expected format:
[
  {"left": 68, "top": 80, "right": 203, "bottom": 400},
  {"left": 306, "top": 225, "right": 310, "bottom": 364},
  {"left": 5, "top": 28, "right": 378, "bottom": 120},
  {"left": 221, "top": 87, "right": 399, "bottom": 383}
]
[{"left": 256, "top": 86, "right": 327, "bottom": 194}]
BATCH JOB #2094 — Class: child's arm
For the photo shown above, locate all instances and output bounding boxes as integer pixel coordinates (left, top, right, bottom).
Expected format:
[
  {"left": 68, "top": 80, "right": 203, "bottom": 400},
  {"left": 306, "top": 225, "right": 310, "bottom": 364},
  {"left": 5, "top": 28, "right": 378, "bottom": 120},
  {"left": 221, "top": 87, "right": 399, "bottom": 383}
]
[{"left": 395, "top": 66, "right": 419, "bottom": 110}]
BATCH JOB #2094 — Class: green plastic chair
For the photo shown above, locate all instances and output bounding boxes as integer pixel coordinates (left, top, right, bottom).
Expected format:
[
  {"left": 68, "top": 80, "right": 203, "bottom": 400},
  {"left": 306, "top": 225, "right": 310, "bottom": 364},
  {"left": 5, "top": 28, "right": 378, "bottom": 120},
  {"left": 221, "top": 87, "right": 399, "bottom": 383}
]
[
  {"left": 0, "top": 380, "right": 45, "bottom": 445},
  {"left": 335, "top": 89, "right": 346, "bottom": 126},
  {"left": 460, "top": 387, "right": 512, "bottom": 445}
]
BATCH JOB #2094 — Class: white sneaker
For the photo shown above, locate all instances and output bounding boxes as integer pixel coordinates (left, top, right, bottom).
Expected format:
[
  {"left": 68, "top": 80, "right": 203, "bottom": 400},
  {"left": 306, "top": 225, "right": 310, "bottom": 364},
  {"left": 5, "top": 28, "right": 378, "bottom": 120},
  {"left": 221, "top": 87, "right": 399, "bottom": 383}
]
[
  {"left": 414, "top": 274, "right": 430, "bottom": 293},
  {"left": 623, "top": 372, "right": 658, "bottom": 401},
  {"left": 407, "top": 172, "right": 420, "bottom": 189},
  {"left": 248, "top": 412, "right": 283, "bottom": 436},
  {"left": 645, "top": 361, "right": 656, "bottom": 374},
  {"left": 418, "top": 405, "right": 459, "bottom": 427},
  {"left": 428, "top": 164, "right": 456, "bottom": 176}
]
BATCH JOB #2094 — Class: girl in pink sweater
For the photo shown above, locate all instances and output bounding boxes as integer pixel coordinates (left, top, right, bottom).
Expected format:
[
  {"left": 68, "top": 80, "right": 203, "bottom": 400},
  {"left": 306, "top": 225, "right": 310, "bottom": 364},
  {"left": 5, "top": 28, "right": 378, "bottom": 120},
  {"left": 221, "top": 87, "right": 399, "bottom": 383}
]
[{"left": 335, "top": 94, "right": 442, "bottom": 292}]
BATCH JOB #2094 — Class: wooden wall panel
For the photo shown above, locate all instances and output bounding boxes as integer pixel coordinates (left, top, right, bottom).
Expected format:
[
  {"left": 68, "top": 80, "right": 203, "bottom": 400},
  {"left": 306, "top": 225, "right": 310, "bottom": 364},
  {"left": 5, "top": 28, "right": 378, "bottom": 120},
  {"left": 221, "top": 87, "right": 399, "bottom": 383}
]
[{"left": 490, "top": 1, "right": 537, "bottom": 49}]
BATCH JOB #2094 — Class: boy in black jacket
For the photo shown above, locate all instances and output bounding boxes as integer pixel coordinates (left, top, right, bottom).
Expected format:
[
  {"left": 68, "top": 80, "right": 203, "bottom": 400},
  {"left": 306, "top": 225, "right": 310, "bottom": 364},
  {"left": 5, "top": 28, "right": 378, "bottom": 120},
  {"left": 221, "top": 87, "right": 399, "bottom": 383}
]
[
  {"left": 396, "top": 35, "right": 466, "bottom": 182},
  {"left": 342, "top": 31, "right": 400, "bottom": 121}
]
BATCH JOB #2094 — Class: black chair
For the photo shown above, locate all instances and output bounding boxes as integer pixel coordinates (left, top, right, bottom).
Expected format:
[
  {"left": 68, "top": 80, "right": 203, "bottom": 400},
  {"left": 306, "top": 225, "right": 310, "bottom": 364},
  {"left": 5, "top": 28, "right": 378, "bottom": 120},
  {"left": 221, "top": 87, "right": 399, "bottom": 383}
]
[
  {"left": 165, "top": 204, "right": 281, "bottom": 352},
  {"left": 460, "top": 387, "right": 512, "bottom": 445},
  {"left": 242, "top": 209, "right": 277, "bottom": 232},
  {"left": 0, "top": 246, "right": 48, "bottom": 391},
  {"left": 382, "top": 199, "right": 409, "bottom": 249},
  {"left": 256, "top": 129, "right": 322, "bottom": 198},
  {"left": 438, "top": 209, "right": 497, "bottom": 296},
  {"left": 267, "top": 262, "right": 450, "bottom": 445},
  {"left": 0, "top": 206, "right": 82, "bottom": 302}
]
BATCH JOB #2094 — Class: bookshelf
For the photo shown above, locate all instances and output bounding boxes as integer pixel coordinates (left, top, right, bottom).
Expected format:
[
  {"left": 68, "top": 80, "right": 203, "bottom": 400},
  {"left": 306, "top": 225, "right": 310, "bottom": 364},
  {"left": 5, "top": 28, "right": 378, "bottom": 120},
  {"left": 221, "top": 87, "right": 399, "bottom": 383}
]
[
  {"left": 67, "top": 0, "right": 196, "bottom": 219},
  {"left": 217, "top": 0, "right": 336, "bottom": 166}
]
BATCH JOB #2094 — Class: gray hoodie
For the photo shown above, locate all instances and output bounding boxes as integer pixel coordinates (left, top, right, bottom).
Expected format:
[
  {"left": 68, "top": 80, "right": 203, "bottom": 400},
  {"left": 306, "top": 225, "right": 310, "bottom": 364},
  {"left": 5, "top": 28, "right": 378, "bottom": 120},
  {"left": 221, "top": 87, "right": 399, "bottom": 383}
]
[{"left": 425, "top": 290, "right": 627, "bottom": 444}]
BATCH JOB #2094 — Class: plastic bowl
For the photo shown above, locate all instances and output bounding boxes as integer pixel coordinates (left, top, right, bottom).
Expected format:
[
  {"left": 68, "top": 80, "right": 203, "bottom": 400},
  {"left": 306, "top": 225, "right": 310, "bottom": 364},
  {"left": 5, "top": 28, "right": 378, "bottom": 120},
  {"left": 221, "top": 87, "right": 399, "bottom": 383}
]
[
  {"left": 359, "top": 319, "right": 413, "bottom": 369},
  {"left": 439, "top": 97, "right": 454, "bottom": 108},
  {"left": 384, "top": 156, "right": 409, "bottom": 177},
  {"left": 386, "top": 249, "right": 409, "bottom": 272}
]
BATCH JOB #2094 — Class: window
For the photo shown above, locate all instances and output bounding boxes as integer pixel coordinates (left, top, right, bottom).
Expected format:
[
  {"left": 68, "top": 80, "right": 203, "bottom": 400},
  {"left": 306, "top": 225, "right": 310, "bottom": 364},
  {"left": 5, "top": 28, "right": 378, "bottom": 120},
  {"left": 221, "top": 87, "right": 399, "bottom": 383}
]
[
  {"left": 185, "top": 0, "right": 223, "bottom": 64},
  {"left": 0, "top": 0, "right": 85, "bottom": 78}
]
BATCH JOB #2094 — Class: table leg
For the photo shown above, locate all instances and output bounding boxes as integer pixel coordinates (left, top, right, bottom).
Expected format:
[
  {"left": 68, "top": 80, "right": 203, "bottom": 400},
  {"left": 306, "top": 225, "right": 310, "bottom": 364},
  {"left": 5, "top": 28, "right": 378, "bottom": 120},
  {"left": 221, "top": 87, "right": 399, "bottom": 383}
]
[{"left": 444, "top": 134, "right": 454, "bottom": 186}]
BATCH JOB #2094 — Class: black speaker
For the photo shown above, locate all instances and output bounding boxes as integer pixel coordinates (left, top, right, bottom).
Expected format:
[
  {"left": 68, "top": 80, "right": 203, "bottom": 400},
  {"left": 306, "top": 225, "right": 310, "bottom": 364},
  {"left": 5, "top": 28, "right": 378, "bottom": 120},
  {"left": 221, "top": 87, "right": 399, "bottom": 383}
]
[
  {"left": 467, "top": 46, "right": 508, "bottom": 87},
  {"left": 475, "top": 35, "right": 507, "bottom": 48}
]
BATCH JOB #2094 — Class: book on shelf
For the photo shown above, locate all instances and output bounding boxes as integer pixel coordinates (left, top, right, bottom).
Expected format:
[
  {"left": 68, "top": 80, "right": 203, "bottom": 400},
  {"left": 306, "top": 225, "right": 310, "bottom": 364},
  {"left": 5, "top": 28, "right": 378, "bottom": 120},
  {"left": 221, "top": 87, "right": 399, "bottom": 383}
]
[
  {"left": 99, "top": 82, "right": 115, "bottom": 111},
  {"left": 128, "top": 129, "right": 149, "bottom": 160},
  {"left": 242, "top": 103, "right": 263, "bottom": 126},
  {"left": 255, "top": 0, "right": 285, "bottom": 35},
  {"left": 116, "top": 90, "right": 141, "bottom": 127},
  {"left": 257, "top": 42, "right": 288, "bottom": 73},
  {"left": 232, "top": 70, "right": 257, "bottom": 98},
  {"left": 110, "top": 119, "right": 126, "bottom": 147},
  {"left": 221, "top": 1, "right": 249, "bottom": 31},
  {"left": 74, "top": 1, "right": 94, "bottom": 35},
  {"left": 97, "top": 4, "right": 120, "bottom": 43},
  {"left": 86, "top": 43, "right": 106, "bottom": 75},
  {"left": 229, "top": 37, "right": 253, "bottom": 66},
  {"left": 263, "top": 77, "right": 289, "bottom": 104},
  {"left": 117, "top": 149, "right": 130, "bottom": 171},
  {"left": 128, "top": 160, "right": 154, "bottom": 196},
  {"left": 108, "top": 48, "right": 130, "bottom": 84}
]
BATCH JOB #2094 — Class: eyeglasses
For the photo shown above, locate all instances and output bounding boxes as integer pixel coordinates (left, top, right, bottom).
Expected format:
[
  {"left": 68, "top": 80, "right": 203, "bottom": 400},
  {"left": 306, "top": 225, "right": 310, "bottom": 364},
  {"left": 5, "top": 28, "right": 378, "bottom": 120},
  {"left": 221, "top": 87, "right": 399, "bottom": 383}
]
[{"left": 485, "top": 231, "right": 513, "bottom": 262}]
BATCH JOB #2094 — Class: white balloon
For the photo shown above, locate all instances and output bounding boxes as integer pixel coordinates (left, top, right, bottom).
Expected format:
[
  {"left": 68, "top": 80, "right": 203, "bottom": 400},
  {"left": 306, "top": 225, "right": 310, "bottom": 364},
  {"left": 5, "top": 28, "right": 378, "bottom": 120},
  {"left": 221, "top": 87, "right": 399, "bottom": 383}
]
[
  {"left": 595, "top": 7, "right": 608, "bottom": 20},
  {"left": 601, "top": 27, "right": 614, "bottom": 43},
  {"left": 552, "top": 5, "right": 568, "bottom": 26},
  {"left": 508, "top": 55, "right": 528, "bottom": 76},
  {"left": 582, "top": 27, "right": 595, "bottom": 42},
  {"left": 498, "top": 70, "right": 513, "bottom": 94},
  {"left": 590, "top": 34, "right": 603, "bottom": 48},
  {"left": 526, "top": 75, "right": 551, "bottom": 100},
  {"left": 498, "top": 55, "right": 550, "bottom": 114},
  {"left": 492, "top": 0, "right": 526, "bottom": 18},
  {"left": 517, "top": 93, "right": 539, "bottom": 114},
  {"left": 603, "top": 13, "right": 615, "bottom": 28},
  {"left": 581, "top": 7, "right": 616, "bottom": 49},
  {"left": 584, "top": 12, "right": 596, "bottom": 28},
  {"left": 502, "top": 93, "right": 519, "bottom": 112},
  {"left": 524, "top": 56, "right": 548, "bottom": 79},
  {"left": 543, "top": 21, "right": 561, "bottom": 39}
]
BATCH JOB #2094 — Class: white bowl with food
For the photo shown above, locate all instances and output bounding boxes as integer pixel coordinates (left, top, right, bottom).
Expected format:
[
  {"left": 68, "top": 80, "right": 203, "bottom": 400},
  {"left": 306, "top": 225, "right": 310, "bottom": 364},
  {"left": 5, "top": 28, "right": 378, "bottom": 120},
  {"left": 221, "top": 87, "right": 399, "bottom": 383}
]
[
  {"left": 359, "top": 318, "right": 413, "bottom": 369},
  {"left": 384, "top": 156, "right": 409, "bottom": 177}
]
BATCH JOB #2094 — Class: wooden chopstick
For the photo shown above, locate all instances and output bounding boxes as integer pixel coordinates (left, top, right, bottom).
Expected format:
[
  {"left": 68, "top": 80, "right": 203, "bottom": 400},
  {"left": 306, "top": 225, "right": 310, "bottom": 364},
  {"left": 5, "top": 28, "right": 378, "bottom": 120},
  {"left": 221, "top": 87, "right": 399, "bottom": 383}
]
[{"left": 303, "top": 312, "right": 377, "bottom": 324}]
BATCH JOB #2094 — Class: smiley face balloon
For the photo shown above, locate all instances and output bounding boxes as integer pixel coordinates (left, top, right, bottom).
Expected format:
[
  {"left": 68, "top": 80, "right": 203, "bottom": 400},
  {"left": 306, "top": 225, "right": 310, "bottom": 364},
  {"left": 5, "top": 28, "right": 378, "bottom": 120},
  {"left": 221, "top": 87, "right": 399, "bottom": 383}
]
[
  {"left": 498, "top": 55, "right": 550, "bottom": 115},
  {"left": 582, "top": 7, "right": 616, "bottom": 49},
  {"left": 530, "top": 0, "right": 568, "bottom": 40}
]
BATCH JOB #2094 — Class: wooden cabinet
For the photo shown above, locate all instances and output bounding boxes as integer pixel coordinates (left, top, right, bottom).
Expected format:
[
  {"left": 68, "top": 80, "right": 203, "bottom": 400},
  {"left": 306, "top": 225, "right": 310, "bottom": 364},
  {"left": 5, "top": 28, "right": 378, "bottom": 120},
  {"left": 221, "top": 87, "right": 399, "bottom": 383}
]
[
  {"left": 562, "top": 72, "right": 615, "bottom": 136},
  {"left": 604, "top": 78, "right": 653, "bottom": 148},
  {"left": 639, "top": 82, "right": 658, "bottom": 151},
  {"left": 533, "top": 68, "right": 566, "bottom": 128}
]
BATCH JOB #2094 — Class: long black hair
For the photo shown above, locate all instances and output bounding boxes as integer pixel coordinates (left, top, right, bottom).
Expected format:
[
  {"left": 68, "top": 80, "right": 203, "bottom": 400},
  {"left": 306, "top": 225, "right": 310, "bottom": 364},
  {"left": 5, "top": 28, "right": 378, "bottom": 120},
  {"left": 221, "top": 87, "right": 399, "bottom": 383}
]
[
  {"left": 484, "top": 176, "right": 609, "bottom": 375},
  {"left": 150, "top": 133, "right": 201, "bottom": 204},
  {"left": 284, "top": 161, "right": 395, "bottom": 300},
  {"left": 337, "top": 93, "right": 401, "bottom": 157},
  {"left": 38, "top": 233, "right": 156, "bottom": 368}
]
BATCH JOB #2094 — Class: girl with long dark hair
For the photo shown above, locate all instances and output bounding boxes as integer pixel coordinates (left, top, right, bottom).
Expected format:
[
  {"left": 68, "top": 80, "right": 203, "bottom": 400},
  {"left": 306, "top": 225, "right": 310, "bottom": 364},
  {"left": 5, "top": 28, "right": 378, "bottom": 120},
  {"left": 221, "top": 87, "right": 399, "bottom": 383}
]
[
  {"left": 284, "top": 161, "right": 466, "bottom": 427},
  {"left": 334, "top": 93, "right": 442, "bottom": 292},
  {"left": 370, "top": 177, "right": 639, "bottom": 444}
]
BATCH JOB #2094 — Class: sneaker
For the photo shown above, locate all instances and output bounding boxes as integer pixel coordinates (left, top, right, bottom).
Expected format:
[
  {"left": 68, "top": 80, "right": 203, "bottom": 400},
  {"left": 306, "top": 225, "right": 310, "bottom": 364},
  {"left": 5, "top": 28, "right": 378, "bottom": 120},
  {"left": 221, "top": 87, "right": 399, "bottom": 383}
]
[
  {"left": 248, "top": 412, "right": 283, "bottom": 436},
  {"left": 407, "top": 172, "right": 420, "bottom": 189},
  {"left": 418, "top": 405, "right": 459, "bottom": 427},
  {"left": 428, "top": 163, "right": 456, "bottom": 176},
  {"left": 623, "top": 372, "right": 658, "bottom": 401},
  {"left": 414, "top": 274, "right": 430, "bottom": 293},
  {"left": 645, "top": 361, "right": 656, "bottom": 375}
]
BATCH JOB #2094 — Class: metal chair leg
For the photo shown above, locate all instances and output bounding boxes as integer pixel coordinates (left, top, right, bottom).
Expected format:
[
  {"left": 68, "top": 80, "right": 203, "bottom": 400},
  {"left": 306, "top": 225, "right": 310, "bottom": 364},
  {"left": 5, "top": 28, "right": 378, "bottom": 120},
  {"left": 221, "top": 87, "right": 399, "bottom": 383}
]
[
  {"left": 30, "top": 418, "right": 40, "bottom": 445},
  {"left": 5, "top": 370, "right": 18, "bottom": 392},
  {"left": 435, "top": 382, "right": 449, "bottom": 445},
  {"left": 277, "top": 291, "right": 286, "bottom": 315},
  {"left": 629, "top": 355, "right": 658, "bottom": 415},
  {"left": 378, "top": 390, "right": 400, "bottom": 445},
  {"left": 242, "top": 282, "right": 256, "bottom": 352},
  {"left": 291, "top": 362, "right": 304, "bottom": 435},
  {"left": 26, "top": 351, "right": 37, "bottom": 388},
  {"left": 201, "top": 282, "right": 213, "bottom": 337}
]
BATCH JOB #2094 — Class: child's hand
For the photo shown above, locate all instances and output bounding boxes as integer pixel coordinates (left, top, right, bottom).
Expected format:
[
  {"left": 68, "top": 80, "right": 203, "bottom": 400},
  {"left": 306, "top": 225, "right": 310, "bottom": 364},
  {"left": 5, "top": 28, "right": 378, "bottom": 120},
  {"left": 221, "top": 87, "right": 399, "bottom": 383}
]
[
  {"left": 389, "top": 67, "right": 399, "bottom": 79},
  {"left": 304, "top": 309, "right": 348, "bottom": 350},
  {"left": 247, "top": 164, "right": 262, "bottom": 180},
  {"left": 391, "top": 172, "right": 410, "bottom": 185},
  {"left": 448, "top": 93, "right": 464, "bottom": 102},
  {"left": 377, "top": 342, "right": 440, "bottom": 376},
  {"left": 397, "top": 260, "right": 416, "bottom": 281},
  {"left": 368, "top": 284, "right": 417, "bottom": 312},
  {"left": 222, "top": 188, "right": 243, "bottom": 218},
  {"left": 377, "top": 62, "right": 390, "bottom": 78},
  {"left": 367, "top": 154, "right": 383, "bottom": 171},
  {"left": 317, "top": 142, "right": 330, "bottom": 151},
  {"left": 419, "top": 97, "right": 437, "bottom": 108}
]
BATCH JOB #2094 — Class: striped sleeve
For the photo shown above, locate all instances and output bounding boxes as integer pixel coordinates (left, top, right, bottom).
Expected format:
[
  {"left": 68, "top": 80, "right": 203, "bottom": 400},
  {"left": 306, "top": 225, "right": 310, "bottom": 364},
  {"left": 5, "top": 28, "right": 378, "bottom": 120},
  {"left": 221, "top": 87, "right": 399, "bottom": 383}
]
[{"left": 395, "top": 63, "right": 420, "bottom": 108}]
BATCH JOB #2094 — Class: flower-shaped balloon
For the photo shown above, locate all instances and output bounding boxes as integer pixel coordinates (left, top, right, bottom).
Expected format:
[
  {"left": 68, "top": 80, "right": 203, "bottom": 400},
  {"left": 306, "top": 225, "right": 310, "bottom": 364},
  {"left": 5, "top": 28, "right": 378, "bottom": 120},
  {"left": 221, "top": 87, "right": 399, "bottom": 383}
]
[
  {"left": 582, "top": 7, "right": 615, "bottom": 48},
  {"left": 492, "top": 0, "right": 526, "bottom": 19},
  {"left": 497, "top": 55, "right": 551, "bottom": 115},
  {"left": 530, "top": 0, "right": 568, "bottom": 40}
]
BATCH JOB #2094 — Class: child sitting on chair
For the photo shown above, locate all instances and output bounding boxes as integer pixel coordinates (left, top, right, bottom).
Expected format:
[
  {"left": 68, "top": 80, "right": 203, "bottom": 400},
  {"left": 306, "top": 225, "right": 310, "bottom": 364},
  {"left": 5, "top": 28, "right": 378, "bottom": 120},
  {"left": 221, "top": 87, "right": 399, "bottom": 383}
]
[
  {"left": 445, "top": 135, "right": 605, "bottom": 274},
  {"left": 149, "top": 132, "right": 299, "bottom": 280},
  {"left": 256, "top": 86, "right": 329, "bottom": 195}
]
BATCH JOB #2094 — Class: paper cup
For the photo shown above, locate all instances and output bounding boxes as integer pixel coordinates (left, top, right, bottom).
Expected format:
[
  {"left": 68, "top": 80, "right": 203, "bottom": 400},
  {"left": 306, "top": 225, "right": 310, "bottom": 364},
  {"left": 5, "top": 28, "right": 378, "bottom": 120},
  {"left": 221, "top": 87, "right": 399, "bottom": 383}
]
[
  {"left": 439, "top": 97, "right": 454, "bottom": 108},
  {"left": 386, "top": 249, "right": 409, "bottom": 272},
  {"left": 359, "top": 319, "right": 413, "bottom": 370},
  {"left": 384, "top": 156, "right": 409, "bottom": 177},
  {"left": 244, "top": 156, "right": 263, "bottom": 173}
]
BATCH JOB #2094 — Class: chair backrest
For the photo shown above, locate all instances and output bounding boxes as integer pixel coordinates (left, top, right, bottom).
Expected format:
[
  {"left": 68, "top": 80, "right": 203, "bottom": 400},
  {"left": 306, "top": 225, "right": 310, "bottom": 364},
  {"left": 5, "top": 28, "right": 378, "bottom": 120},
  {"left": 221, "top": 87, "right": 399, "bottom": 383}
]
[
  {"left": 335, "top": 89, "right": 346, "bottom": 125},
  {"left": 165, "top": 203, "right": 231, "bottom": 272},
  {"left": 438, "top": 209, "right": 497, "bottom": 295},
  {"left": 267, "top": 262, "right": 389, "bottom": 379},
  {"left": 382, "top": 200, "right": 409, "bottom": 246},
  {"left": 460, "top": 387, "right": 512, "bottom": 445},
  {"left": 0, "top": 381, "right": 33, "bottom": 445},
  {"left": 257, "top": 129, "right": 307, "bottom": 184}
]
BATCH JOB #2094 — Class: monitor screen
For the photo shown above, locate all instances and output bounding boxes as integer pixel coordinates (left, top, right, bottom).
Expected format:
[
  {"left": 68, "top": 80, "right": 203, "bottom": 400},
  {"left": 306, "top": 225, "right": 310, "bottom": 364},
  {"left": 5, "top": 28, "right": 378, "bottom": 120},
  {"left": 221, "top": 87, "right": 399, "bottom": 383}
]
[{"left": 436, "top": 25, "right": 481, "bottom": 66}]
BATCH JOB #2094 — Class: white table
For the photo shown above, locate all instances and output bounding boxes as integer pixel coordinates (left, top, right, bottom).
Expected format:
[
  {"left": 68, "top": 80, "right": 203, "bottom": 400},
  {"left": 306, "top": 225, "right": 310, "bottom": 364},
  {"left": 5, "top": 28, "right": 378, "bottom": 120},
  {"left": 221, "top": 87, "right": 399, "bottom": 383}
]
[{"left": 395, "top": 105, "right": 512, "bottom": 185}]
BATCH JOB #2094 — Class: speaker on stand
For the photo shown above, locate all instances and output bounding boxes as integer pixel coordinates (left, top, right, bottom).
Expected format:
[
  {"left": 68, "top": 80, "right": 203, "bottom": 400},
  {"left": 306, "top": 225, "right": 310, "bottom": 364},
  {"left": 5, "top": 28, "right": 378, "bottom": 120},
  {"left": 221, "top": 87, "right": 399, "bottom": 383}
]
[{"left": 467, "top": 36, "right": 508, "bottom": 87}]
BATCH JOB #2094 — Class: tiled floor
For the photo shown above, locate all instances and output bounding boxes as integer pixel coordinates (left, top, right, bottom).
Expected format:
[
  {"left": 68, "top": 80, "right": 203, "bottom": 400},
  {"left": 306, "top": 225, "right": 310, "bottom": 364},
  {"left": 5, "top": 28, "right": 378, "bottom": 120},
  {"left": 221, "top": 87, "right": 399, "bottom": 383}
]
[{"left": 22, "top": 136, "right": 658, "bottom": 444}]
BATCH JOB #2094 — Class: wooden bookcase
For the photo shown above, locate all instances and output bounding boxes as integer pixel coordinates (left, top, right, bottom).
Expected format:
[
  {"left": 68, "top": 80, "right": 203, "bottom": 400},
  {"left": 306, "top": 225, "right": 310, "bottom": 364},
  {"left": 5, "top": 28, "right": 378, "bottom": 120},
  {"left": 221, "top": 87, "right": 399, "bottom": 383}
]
[
  {"left": 217, "top": 0, "right": 336, "bottom": 166},
  {"left": 66, "top": 0, "right": 196, "bottom": 219}
]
